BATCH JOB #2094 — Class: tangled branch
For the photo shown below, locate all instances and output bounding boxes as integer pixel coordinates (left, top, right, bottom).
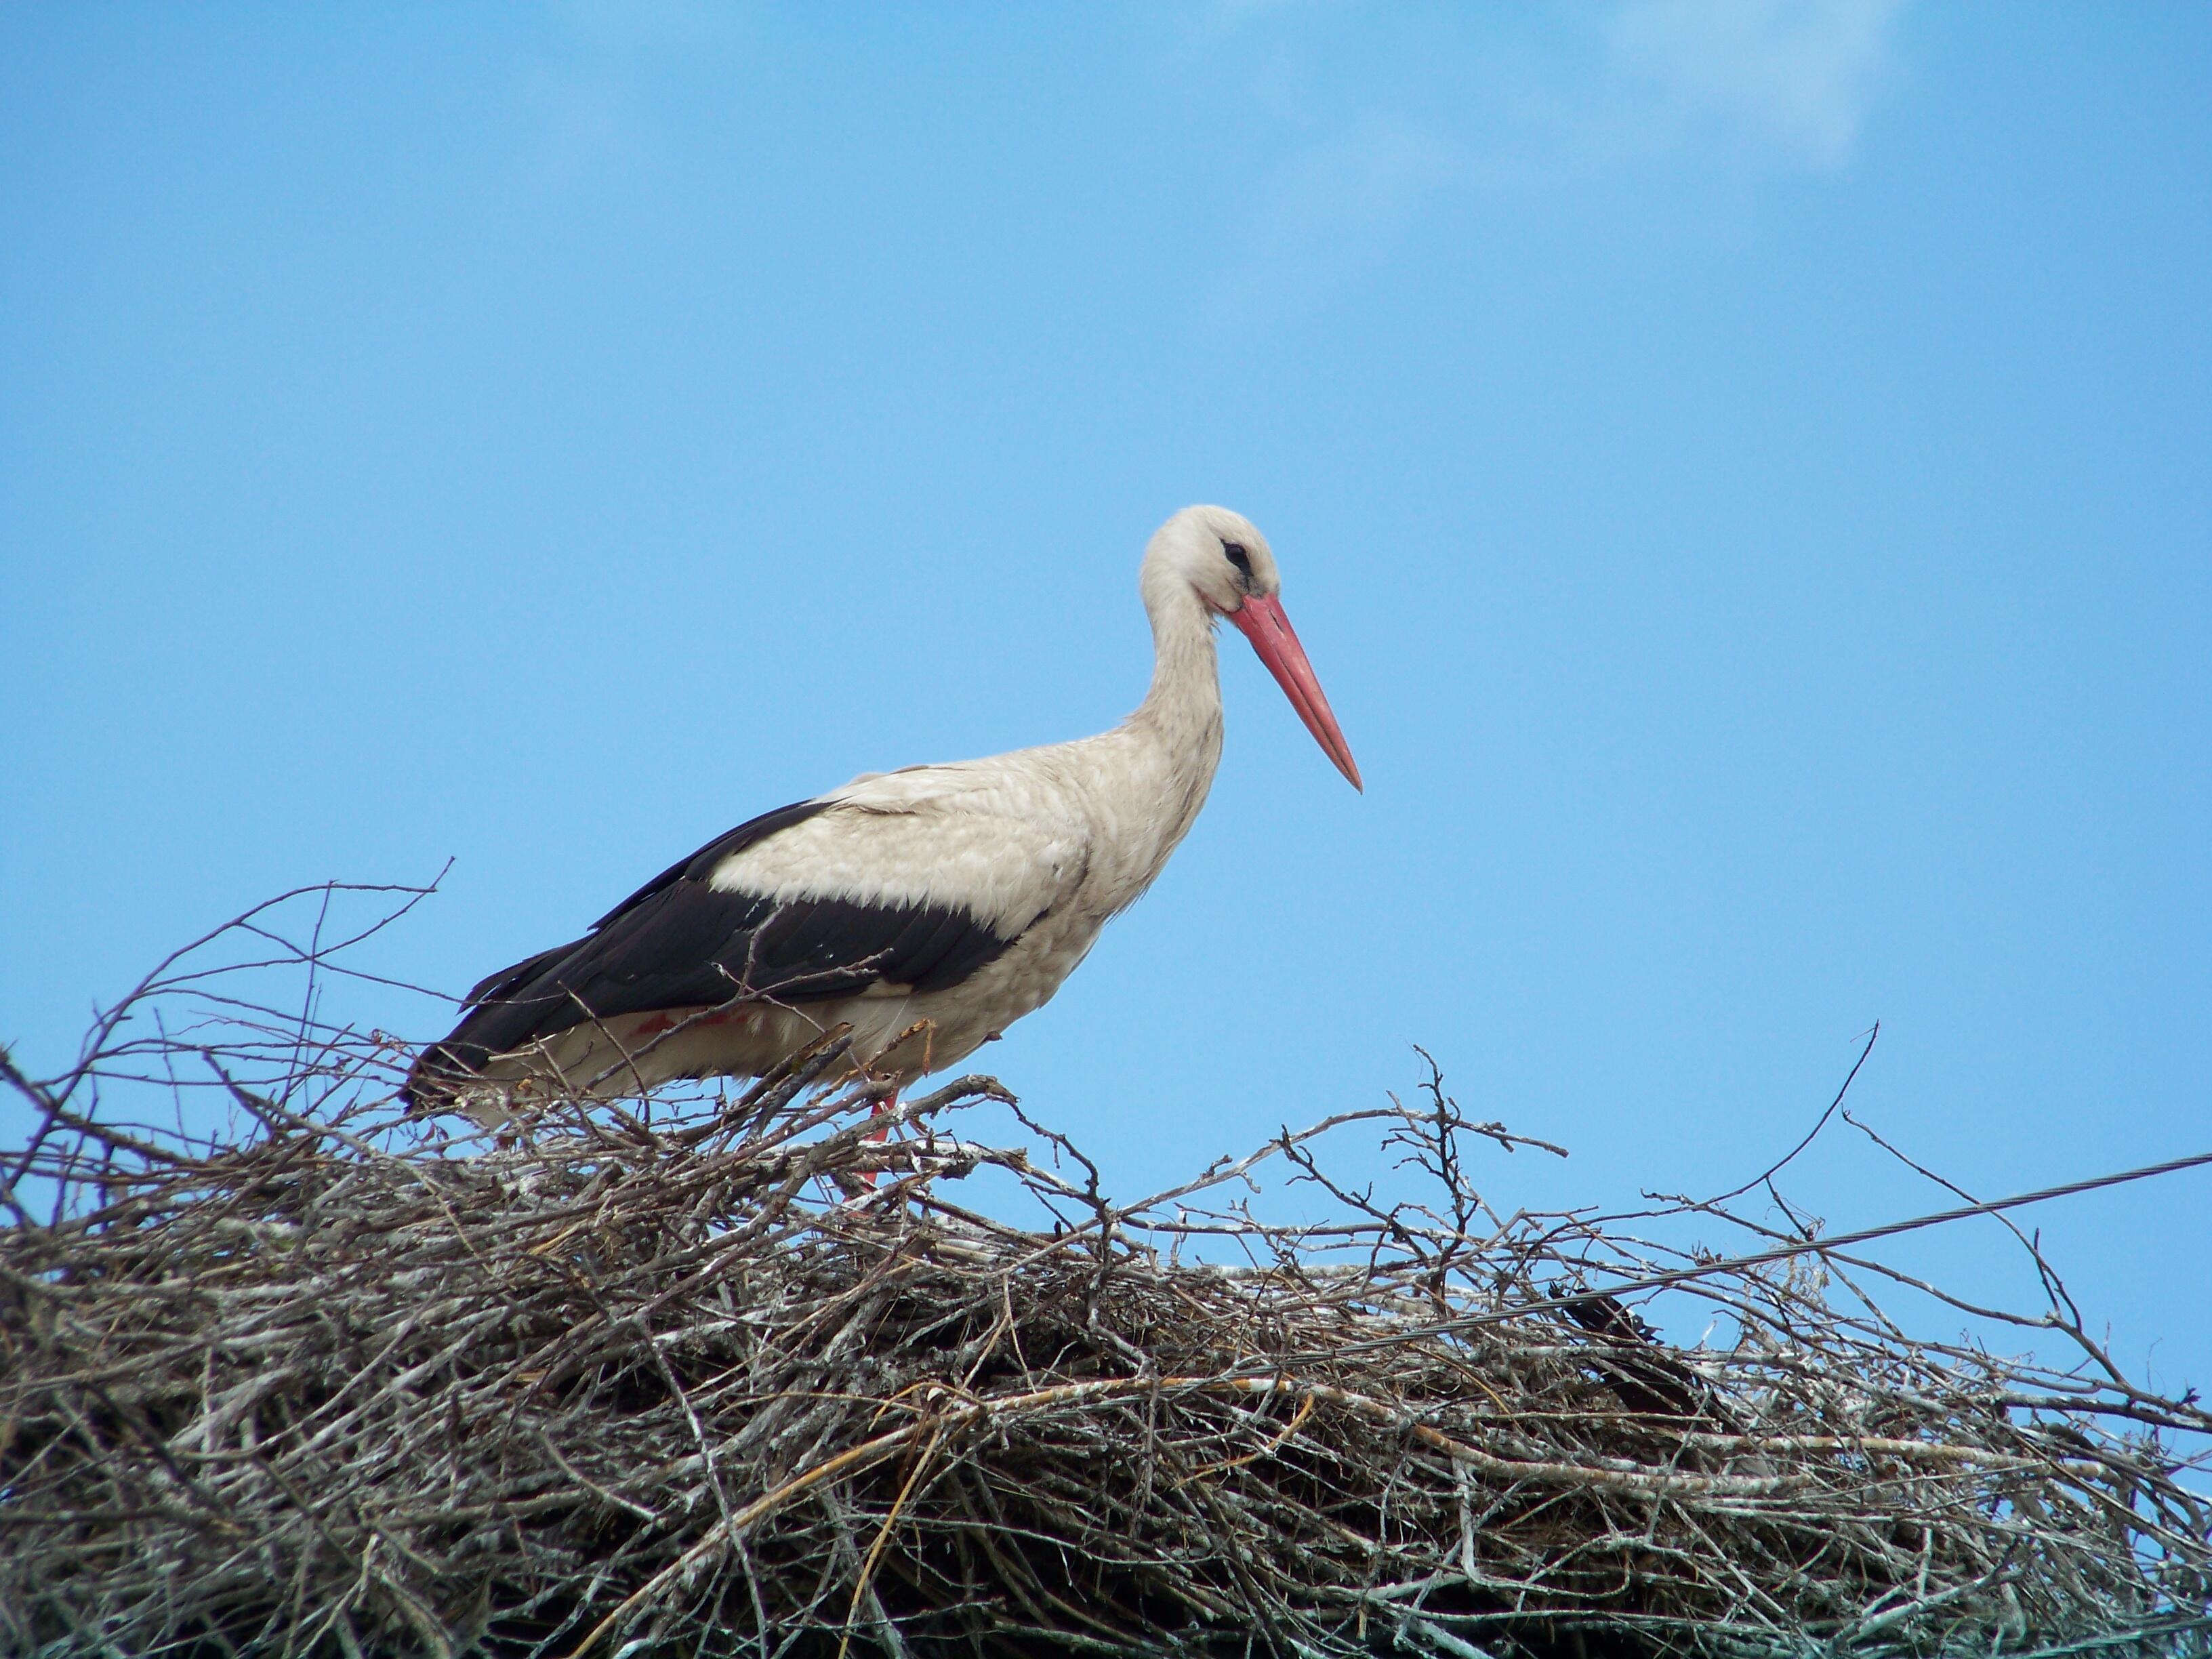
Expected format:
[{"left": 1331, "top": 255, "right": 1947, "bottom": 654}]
[{"left": 2, "top": 889, "right": 2207, "bottom": 1657}]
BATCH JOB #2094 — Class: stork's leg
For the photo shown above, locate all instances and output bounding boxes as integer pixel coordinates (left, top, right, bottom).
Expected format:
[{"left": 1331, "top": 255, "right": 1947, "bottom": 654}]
[{"left": 865, "top": 1092, "right": 897, "bottom": 1187}]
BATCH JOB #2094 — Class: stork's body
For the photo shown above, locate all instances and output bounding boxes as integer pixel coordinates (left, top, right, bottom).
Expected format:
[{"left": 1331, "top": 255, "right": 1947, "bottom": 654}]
[{"left": 405, "top": 507, "right": 1357, "bottom": 1118}]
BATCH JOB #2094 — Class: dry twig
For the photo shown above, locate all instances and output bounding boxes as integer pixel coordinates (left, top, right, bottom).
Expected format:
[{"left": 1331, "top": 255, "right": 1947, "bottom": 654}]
[{"left": 2, "top": 890, "right": 2207, "bottom": 1657}]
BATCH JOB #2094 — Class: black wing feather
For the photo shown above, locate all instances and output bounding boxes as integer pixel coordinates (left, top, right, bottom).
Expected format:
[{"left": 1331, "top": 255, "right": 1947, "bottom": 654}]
[
  {"left": 588, "top": 798, "right": 834, "bottom": 928},
  {"left": 405, "top": 797, "right": 1022, "bottom": 1104},
  {"left": 462, "top": 937, "right": 586, "bottom": 1008}
]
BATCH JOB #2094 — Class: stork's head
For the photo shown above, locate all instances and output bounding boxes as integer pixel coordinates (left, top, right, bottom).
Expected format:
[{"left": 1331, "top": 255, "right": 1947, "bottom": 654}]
[{"left": 1145, "top": 504, "right": 1363, "bottom": 792}]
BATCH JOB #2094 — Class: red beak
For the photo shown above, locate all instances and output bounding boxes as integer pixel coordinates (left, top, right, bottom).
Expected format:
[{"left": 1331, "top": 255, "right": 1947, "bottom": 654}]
[{"left": 1229, "top": 593, "right": 1363, "bottom": 792}]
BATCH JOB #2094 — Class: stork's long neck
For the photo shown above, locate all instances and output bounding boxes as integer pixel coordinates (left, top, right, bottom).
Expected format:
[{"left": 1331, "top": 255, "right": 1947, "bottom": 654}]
[
  {"left": 1132, "top": 579, "right": 1223, "bottom": 755},
  {"left": 1105, "top": 572, "right": 1225, "bottom": 893}
]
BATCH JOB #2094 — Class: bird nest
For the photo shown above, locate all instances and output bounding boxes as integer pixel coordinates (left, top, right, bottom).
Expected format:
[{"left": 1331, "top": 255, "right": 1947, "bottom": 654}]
[{"left": 3, "top": 888, "right": 2209, "bottom": 1658}]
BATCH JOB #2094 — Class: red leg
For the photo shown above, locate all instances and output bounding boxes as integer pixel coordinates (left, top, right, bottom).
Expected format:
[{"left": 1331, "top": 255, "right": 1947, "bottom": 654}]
[{"left": 865, "top": 1092, "right": 897, "bottom": 1187}]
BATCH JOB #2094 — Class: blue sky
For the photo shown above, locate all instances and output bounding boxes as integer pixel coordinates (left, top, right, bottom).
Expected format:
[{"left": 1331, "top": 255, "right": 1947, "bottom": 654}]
[{"left": 3, "top": 5, "right": 2207, "bottom": 1405}]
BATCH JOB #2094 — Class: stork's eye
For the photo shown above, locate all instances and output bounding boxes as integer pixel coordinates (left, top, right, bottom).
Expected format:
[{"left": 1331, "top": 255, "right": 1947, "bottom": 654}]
[{"left": 1223, "top": 541, "right": 1252, "bottom": 577}]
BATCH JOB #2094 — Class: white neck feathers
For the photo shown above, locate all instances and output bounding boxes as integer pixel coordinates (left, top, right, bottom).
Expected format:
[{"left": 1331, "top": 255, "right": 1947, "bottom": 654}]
[
  {"left": 1131, "top": 568, "right": 1223, "bottom": 754},
  {"left": 1078, "top": 562, "right": 1225, "bottom": 904}
]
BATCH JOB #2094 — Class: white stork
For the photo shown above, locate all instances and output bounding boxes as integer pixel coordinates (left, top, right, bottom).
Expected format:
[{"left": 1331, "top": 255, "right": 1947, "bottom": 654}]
[{"left": 404, "top": 505, "right": 1359, "bottom": 1121}]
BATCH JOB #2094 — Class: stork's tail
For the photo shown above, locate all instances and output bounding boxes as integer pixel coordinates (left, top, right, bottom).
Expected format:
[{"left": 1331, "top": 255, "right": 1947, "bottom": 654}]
[
  {"left": 398, "top": 1036, "right": 493, "bottom": 1117},
  {"left": 401, "top": 935, "right": 588, "bottom": 1119}
]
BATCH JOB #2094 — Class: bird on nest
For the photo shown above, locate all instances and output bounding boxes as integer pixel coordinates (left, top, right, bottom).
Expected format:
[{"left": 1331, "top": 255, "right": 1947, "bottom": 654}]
[{"left": 403, "top": 505, "right": 1360, "bottom": 1125}]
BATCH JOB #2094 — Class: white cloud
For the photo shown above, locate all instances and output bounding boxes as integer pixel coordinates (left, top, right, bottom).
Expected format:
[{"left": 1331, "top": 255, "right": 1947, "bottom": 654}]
[
  {"left": 1603, "top": 0, "right": 1910, "bottom": 168},
  {"left": 553, "top": 0, "right": 732, "bottom": 45},
  {"left": 520, "top": 62, "right": 659, "bottom": 194},
  {"left": 520, "top": 3, "right": 753, "bottom": 196},
  {"left": 1189, "top": 0, "right": 1912, "bottom": 260},
  {"left": 1272, "top": 118, "right": 1458, "bottom": 239}
]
